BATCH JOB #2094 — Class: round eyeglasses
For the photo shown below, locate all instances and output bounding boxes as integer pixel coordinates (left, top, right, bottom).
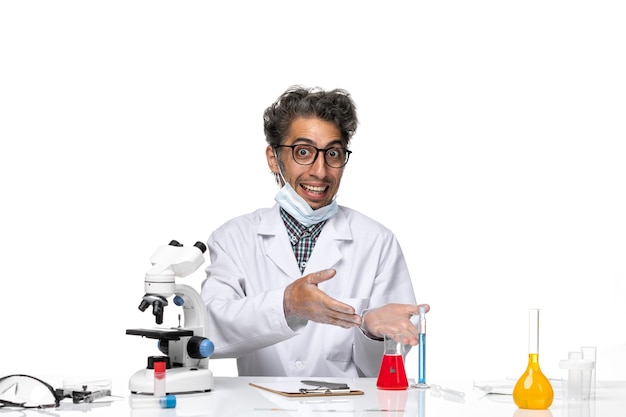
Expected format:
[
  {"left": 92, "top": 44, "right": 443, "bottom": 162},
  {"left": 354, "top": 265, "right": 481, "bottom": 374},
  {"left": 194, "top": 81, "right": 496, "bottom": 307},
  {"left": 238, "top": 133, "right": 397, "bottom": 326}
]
[{"left": 274, "top": 144, "right": 352, "bottom": 168}]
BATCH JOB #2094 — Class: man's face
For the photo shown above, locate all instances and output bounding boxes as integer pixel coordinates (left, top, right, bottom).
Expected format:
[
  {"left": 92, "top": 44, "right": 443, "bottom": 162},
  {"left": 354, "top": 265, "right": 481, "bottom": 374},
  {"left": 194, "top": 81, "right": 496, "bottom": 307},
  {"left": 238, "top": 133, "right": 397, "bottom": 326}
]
[{"left": 266, "top": 117, "right": 345, "bottom": 210}]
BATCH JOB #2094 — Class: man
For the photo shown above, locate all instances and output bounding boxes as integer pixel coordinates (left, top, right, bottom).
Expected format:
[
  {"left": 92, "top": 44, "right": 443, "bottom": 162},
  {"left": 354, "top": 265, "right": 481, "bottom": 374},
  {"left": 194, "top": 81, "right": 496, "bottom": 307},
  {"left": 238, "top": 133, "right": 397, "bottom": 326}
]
[{"left": 201, "top": 85, "right": 429, "bottom": 377}]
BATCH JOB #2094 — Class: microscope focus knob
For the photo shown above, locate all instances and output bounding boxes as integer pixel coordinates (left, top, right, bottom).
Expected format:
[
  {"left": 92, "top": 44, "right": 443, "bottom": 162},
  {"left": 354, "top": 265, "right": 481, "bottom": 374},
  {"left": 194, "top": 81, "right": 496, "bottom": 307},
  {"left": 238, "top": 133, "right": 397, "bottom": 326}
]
[{"left": 187, "top": 336, "right": 214, "bottom": 359}]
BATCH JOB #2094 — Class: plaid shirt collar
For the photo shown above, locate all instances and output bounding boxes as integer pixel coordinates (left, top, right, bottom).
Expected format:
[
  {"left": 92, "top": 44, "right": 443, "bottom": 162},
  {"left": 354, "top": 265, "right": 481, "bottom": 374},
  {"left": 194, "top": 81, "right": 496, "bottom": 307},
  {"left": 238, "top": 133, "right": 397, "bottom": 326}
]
[{"left": 279, "top": 208, "right": 327, "bottom": 245}]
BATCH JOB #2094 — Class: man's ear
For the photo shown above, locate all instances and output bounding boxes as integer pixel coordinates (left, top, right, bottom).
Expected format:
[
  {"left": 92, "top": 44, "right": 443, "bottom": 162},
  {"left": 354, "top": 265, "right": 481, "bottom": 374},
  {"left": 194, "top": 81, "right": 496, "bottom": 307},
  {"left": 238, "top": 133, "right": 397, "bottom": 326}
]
[{"left": 266, "top": 145, "right": 279, "bottom": 173}]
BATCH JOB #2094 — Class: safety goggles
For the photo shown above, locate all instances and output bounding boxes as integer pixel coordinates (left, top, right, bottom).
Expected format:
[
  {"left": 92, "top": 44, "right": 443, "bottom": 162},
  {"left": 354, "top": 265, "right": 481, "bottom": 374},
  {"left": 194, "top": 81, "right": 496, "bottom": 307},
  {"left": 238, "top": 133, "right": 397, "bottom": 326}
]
[{"left": 0, "top": 374, "right": 62, "bottom": 409}]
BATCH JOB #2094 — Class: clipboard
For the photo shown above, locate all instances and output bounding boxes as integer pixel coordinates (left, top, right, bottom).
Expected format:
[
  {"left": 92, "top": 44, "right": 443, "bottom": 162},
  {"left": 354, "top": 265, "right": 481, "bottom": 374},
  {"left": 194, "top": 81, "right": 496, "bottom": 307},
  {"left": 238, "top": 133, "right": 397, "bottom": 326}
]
[{"left": 249, "top": 381, "right": 364, "bottom": 397}]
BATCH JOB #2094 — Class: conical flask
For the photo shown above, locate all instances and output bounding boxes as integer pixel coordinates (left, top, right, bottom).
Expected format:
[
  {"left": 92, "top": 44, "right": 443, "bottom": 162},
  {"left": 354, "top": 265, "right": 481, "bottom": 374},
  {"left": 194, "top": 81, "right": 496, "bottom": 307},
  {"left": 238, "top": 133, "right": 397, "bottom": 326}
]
[
  {"left": 376, "top": 334, "right": 409, "bottom": 390},
  {"left": 513, "top": 308, "right": 554, "bottom": 409}
]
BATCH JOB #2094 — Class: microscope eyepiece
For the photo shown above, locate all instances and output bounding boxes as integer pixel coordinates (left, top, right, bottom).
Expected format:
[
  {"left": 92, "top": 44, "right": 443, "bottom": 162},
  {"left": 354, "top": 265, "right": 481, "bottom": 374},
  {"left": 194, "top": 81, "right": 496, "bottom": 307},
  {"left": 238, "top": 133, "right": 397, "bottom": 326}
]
[{"left": 194, "top": 241, "right": 207, "bottom": 253}]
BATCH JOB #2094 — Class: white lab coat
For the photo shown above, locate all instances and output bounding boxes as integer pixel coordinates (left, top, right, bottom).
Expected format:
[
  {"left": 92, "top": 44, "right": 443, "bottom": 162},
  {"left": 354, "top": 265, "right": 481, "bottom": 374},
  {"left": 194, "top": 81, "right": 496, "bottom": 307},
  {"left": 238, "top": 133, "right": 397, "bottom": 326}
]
[{"left": 201, "top": 203, "right": 417, "bottom": 377}]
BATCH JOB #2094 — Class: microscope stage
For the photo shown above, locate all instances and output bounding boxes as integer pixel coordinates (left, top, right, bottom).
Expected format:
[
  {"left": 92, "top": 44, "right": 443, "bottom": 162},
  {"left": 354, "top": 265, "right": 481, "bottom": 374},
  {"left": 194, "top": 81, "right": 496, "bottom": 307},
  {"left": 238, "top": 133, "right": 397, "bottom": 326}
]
[{"left": 126, "top": 328, "right": 194, "bottom": 340}]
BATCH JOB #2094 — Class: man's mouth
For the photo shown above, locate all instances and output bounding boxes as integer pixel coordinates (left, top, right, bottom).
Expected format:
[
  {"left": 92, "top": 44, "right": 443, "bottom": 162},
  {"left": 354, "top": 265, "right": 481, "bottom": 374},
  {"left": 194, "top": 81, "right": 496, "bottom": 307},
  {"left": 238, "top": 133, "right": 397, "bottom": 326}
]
[{"left": 301, "top": 184, "right": 327, "bottom": 195}]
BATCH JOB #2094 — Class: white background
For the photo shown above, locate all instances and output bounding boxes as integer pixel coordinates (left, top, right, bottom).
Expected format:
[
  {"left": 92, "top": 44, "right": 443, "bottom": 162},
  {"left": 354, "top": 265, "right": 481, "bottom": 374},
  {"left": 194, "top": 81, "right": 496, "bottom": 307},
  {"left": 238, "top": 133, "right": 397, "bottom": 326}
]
[{"left": 1, "top": 1, "right": 625, "bottom": 387}]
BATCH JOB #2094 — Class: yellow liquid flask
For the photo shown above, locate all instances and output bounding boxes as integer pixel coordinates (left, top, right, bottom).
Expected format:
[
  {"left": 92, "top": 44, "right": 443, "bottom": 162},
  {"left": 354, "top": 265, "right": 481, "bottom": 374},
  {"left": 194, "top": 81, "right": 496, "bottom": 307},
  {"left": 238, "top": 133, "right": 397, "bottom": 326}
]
[{"left": 513, "top": 308, "right": 554, "bottom": 409}]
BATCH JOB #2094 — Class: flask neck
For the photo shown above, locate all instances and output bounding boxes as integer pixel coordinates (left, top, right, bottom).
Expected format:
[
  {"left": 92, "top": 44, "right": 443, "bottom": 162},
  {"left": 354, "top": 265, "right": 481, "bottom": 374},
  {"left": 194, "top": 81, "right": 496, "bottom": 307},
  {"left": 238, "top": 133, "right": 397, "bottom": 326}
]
[
  {"left": 527, "top": 309, "right": 540, "bottom": 354},
  {"left": 522, "top": 354, "right": 545, "bottom": 379}
]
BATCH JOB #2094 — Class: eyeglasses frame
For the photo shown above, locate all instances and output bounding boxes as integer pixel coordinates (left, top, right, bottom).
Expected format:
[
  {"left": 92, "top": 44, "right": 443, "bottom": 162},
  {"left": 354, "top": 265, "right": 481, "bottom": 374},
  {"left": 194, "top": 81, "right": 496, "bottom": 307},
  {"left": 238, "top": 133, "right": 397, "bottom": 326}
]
[{"left": 274, "top": 144, "right": 352, "bottom": 168}]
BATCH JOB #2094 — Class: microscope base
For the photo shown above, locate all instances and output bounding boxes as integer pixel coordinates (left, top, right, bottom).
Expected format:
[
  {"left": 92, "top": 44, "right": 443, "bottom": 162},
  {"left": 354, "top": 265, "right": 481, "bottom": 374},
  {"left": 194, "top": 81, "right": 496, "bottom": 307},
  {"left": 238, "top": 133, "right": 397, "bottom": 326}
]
[{"left": 129, "top": 367, "right": 214, "bottom": 395}]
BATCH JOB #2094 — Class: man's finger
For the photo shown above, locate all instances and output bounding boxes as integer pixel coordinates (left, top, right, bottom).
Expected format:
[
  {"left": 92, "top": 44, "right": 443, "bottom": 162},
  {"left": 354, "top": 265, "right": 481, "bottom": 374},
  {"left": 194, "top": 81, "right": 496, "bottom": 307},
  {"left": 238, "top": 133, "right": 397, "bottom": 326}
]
[{"left": 307, "top": 269, "right": 336, "bottom": 285}]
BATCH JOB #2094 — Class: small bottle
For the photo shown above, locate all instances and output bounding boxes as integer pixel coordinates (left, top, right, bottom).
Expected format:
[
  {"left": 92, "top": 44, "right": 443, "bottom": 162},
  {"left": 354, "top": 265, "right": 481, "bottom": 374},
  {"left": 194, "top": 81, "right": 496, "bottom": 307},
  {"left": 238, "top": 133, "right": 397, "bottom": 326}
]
[
  {"left": 154, "top": 361, "right": 166, "bottom": 397},
  {"left": 129, "top": 395, "right": 176, "bottom": 409}
]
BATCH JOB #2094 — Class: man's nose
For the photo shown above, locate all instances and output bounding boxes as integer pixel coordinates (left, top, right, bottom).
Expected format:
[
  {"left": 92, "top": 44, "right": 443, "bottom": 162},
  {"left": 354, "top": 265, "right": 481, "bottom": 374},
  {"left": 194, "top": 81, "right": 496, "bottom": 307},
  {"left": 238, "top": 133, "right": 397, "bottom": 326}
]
[{"left": 310, "top": 150, "right": 328, "bottom": 174}]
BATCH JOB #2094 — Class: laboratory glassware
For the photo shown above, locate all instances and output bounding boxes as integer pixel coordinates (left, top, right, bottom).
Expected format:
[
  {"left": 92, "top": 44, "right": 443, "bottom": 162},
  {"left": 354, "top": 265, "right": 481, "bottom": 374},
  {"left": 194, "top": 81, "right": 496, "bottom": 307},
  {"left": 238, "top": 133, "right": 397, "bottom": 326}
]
[
  {"left": 411, "top": 305, "right": 429, "bottom": 389},
  {"left": 559, "top": 350, "right": 594, "bottom": 400},
  {"left": 417, "top": 305, "right": 427, "bottom": 386},
  {"left": 513, "top": 308, "right": 554, "bottom": 409},
  {"left": 581, "top": 345, "right": 597, "bottom": 396},
  {"left": 376, "top": 334, "right": 409, "bottom": 390}
]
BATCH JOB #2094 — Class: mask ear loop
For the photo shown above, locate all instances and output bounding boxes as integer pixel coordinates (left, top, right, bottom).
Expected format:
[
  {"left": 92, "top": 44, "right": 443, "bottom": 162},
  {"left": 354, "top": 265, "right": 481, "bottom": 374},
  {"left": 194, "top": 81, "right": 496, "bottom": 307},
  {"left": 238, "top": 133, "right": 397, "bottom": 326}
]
[{"left": 273, "top": 148, "right": 287, "bottom": 187}]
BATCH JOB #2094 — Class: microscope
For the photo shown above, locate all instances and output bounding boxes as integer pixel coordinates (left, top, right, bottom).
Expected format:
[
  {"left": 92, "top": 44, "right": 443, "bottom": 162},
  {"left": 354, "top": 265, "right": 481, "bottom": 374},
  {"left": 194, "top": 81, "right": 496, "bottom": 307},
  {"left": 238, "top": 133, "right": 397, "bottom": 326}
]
[{"left": 126, "top": 240, "right": 214, "bottom": 394}]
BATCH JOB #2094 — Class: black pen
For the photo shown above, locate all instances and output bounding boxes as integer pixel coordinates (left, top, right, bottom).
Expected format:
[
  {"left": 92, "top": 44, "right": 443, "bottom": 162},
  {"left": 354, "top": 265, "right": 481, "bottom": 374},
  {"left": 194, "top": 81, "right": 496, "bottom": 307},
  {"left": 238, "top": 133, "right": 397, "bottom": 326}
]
[
  {"left": 300, "top": 380, "right": 350, "bottom": 390},
  {"left": 300, "top": 388, "right": 351, "bottom": 395}
]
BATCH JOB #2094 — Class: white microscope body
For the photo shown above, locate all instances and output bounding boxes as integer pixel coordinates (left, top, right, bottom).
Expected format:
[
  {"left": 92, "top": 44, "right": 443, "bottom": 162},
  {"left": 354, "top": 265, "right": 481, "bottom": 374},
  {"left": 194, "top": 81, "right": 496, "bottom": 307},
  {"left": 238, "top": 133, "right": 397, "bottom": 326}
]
[{"left": 127, "top": 240, "right": 214, "bottom": 394}]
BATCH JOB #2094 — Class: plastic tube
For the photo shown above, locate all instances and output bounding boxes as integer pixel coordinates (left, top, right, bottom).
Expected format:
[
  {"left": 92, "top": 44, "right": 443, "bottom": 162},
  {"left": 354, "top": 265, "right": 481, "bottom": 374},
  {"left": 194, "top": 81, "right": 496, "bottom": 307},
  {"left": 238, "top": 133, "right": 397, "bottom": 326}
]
[
  {"left": 129, "top": 395, "right": 176, "bottom": 409},
  {"left": 154, "top": 361, "right": 166, "bottom": 397}
]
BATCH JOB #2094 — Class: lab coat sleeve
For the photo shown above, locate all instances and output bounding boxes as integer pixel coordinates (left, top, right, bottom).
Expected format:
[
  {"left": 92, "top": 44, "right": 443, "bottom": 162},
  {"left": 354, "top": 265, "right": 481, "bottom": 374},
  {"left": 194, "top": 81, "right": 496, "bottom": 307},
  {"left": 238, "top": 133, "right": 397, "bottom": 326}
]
[
  {"left": 351, "top": 230, "right": 416, "bottom": 377},
  {"left": 201, "top": 232, "right": 298, "bottom": 358},
  {"left": 353, "top": 328, "right": 385, "bottom": 377}
]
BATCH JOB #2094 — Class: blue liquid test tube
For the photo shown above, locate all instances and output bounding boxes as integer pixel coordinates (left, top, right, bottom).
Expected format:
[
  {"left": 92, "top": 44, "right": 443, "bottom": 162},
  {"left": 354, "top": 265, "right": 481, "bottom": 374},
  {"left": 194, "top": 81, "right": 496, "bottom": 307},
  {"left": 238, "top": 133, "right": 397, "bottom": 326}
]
[{"left": 418, "top": 306, "right": 427, "bottom": 385}]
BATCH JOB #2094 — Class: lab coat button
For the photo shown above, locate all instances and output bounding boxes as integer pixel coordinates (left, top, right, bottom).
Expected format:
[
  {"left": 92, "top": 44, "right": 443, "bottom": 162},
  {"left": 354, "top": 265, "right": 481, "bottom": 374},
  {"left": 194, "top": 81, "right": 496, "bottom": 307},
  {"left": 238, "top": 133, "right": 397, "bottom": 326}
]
[{"left": 295, "top": 360, "right": 305, "bottom": 369}]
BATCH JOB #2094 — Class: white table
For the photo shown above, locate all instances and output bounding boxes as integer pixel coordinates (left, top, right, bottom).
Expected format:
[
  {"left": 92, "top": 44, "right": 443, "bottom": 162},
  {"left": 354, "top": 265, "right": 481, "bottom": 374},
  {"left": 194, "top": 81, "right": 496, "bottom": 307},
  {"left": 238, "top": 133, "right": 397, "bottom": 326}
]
[{"left": 51, "top": 376, "right": 626, "bottom": 416}]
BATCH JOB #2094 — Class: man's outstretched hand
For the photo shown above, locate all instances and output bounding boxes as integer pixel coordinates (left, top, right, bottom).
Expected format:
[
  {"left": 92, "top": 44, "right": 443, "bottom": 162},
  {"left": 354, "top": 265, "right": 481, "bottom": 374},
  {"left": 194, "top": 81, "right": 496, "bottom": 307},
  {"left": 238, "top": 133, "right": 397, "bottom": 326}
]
[
  {"left": 362, "top": 303, "right": 430, "bottom": 345},
  {"left": 283, "top": 269, "right": 362, "bottom": 329}
]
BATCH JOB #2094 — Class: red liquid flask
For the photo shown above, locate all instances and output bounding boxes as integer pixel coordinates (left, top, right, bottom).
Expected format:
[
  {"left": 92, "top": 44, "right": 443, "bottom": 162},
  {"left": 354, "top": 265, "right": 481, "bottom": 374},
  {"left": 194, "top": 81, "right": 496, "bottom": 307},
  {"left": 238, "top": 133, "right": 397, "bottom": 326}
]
[{"left": 377, "top": 335, "right": 409, "bottom": 390}]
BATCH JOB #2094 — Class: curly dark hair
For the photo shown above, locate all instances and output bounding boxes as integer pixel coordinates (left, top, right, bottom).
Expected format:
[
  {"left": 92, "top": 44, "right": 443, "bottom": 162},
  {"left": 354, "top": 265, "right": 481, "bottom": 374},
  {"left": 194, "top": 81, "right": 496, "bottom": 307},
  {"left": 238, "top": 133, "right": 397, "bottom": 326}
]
[{"left": 263, "top": 85, "right": 358, "bottom": 148}]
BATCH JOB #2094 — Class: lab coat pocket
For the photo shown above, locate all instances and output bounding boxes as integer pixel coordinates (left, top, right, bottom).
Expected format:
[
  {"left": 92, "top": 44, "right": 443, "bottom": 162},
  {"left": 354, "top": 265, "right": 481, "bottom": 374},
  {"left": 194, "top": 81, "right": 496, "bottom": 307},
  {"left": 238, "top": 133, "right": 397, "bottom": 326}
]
[{"left": 324, "top": 297, "right": 368, "bottom": 362}]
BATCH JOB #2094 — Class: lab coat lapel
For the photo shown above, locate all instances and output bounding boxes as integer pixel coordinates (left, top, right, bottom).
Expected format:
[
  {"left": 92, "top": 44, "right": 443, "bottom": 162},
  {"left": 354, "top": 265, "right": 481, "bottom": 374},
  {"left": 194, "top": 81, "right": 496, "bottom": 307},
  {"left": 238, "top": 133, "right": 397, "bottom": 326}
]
[
  {"left": 259, "top": 204, "right": 302, "bottom": 277},
  {"left": 305, "top": 208, "right": 352, "bottom": 273},
  {"left": 259, "top": 205, "right": 353, "bottom": 278}
]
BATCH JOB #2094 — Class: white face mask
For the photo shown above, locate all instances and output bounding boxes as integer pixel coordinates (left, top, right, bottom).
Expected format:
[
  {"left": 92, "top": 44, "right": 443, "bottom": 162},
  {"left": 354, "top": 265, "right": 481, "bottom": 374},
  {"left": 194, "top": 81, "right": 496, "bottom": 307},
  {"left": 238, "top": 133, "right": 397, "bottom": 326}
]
[
  {"left": 272, "top": 149, "right": 338, "bottom": 227},
  {"left": 275, "top": 182, "right": 338, "bottom": 227}
]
